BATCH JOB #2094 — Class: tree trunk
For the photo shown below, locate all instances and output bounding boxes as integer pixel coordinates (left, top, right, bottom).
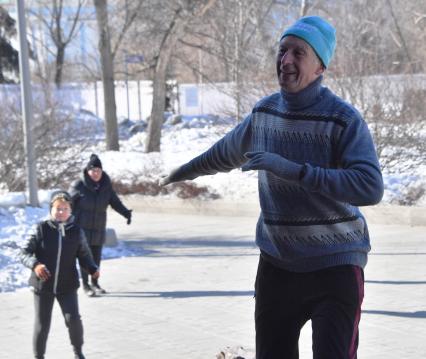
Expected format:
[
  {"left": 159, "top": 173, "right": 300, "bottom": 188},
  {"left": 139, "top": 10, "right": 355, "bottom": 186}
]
[
  {"left": 54, "top": 45, "right": 65, "bottom": 88},
  {"left": 300, "top": 0, "right": 309, "bottom": 17},
  {"left": 93, "top": 0, "right": 119, "bottom": 151},
  {"left": 144, "top": 15, "right": 186, "bottom": 153},
  {"left": 145, "top": 69, "right": 166, "bottom": 152},
  {"left": 145, "top": 0, "right": 217, "bottom": 153}
]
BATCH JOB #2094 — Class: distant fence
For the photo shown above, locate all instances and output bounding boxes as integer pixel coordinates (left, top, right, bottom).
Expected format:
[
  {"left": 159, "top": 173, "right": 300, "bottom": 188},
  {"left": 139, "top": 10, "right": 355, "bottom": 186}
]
[
  {"left": 0, "top": 81, "right": 237, "bottom": 121},
  {"left": 1, "top": 74, "right": 425, "bottom": 121},
  {"left": 0, "top": 81, "right": 154, "bottom": 121}
]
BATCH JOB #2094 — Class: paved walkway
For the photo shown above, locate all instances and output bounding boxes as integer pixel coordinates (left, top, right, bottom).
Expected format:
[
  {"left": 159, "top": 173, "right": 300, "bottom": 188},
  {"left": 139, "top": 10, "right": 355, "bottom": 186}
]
[{"left": 1, "top": 210, "right": 425, "bottom": 358}]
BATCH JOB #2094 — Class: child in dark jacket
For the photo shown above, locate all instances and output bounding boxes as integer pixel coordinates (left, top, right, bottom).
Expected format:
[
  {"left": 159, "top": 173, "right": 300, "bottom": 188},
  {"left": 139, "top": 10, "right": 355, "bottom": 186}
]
[{"left": 20, "top": 190, "right": 99, "bottom": 359}]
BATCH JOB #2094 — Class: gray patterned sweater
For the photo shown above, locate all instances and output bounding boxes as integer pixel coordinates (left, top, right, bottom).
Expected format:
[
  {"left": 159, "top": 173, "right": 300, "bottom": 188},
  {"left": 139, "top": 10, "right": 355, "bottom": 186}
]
[{"left": 179, "top": 76, "right": 383, "bottom": 272}]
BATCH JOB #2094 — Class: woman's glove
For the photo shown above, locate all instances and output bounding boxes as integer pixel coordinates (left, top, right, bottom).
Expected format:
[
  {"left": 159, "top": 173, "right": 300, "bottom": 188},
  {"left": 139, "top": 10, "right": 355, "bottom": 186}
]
[{"left": 125, "top": 210, "right": 132, "bottom": 225}]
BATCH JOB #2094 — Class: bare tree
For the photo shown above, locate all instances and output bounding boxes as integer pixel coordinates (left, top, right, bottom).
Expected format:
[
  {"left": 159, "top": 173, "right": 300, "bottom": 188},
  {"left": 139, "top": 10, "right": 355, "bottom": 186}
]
[
  {"left": 225, "top": 0, "right": 277, "bottom": 120},
  {"left": 91, "top": 0, "right": 143, "bottom": 151},
  {"left": 178, "top": 0, "right": 279, "bottom": 120},
  {"left": 144, "top": 0, "right": 217, "bottom": 153},
  {"left": 0, "top": 89, "right": 97, "bottom": 191},
  {"left": 325, "top": 0, "right": 426, "bottom": 191},
  {"left": 28, "top": 0, "right": 86, "bottom": 88},
  {"left": 93, "top": 0, "right": 120, "bottom": 150},
  {"left": 389, "top": 0, "right": 426, "bottom": 73}
]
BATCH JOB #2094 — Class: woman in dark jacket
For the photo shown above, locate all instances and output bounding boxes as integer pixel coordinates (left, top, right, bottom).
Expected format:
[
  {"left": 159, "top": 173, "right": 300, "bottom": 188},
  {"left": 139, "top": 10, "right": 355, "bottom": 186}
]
[
  {"left": 69, "top": 154, "right": 132, "bottom": 296},
  {"left": 20, "top": 190, "right": 99, "bottom": 359}
]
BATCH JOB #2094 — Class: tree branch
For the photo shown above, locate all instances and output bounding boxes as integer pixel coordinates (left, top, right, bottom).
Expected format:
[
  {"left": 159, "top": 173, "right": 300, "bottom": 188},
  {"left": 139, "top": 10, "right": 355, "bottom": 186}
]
[{"left": 386, "top": 0, "right": 412, "bottom": 66}]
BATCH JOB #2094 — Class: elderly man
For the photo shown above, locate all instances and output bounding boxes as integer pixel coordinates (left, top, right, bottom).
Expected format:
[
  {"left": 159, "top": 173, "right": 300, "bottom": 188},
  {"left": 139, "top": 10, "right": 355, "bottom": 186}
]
[{"left": 161, "top": 16, "right": 383, "bottom": 359}]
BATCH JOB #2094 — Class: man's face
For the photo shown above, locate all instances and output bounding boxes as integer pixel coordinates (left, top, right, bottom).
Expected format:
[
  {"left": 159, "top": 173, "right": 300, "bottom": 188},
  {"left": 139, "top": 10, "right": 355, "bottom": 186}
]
[
  {"left": 276, "top": 35, "right": 324, "bottom": 93},
  {"left": 88, "top": 167, "right": 103, "bottom": 182}
]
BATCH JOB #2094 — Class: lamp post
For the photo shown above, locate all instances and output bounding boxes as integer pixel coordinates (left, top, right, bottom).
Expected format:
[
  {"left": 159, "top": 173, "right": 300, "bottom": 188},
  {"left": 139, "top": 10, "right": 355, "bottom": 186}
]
[
  {"left": 124, "top": 52, "right": 130, "bottom": 120},
  {"left": 124, "top": 53, "right": 144, "bottom": 122},
  {"left": 16, "top": 0, "right": 39, "bottom": 206}
]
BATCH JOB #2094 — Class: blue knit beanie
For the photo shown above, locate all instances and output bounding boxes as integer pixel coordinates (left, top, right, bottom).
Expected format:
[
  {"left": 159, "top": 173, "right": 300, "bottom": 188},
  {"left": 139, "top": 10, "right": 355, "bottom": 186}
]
[{"left": 280, "top": 16, "right": 336, "bottom": 68}]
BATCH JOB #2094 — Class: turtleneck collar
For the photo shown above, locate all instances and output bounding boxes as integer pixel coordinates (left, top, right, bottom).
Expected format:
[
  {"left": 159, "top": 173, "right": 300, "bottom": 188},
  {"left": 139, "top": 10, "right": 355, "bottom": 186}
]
[{"left": 280, "top": 75, "right": 323, "bottom": 111}]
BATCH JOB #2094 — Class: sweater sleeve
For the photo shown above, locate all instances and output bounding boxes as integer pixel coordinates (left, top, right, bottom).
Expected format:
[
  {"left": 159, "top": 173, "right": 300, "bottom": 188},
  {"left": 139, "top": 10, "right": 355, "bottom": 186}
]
[
  {"left": 184, "top": 115, "right": 253, "bottom": 178},
  {"left": 300, "top": 115, "right": 384, "bottom": 206}
]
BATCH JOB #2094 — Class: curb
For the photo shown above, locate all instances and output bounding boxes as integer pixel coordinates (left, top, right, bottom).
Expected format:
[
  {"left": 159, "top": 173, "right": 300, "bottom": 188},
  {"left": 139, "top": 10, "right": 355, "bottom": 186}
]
[{"left": 361, "top": 205, "right": 426, "bottom": 227}]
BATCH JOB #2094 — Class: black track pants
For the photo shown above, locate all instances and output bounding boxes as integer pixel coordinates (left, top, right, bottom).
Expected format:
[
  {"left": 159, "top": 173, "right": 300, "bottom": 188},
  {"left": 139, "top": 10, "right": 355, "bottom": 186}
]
[{"left": 255, "top": 255, "right": 364, "bottom": 359}]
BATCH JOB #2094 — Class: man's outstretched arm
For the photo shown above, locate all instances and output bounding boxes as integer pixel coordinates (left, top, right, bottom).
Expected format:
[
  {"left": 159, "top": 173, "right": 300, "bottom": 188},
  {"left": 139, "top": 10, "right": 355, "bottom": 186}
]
[{"left": 161, "top": 116, "right": 252, "bottom": 186}]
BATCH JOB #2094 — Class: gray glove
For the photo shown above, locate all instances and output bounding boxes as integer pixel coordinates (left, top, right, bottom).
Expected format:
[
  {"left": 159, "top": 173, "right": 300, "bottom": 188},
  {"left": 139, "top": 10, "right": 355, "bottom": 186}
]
[
  {"left": 241, "top": 151, "right": 303, "bottom": 181},
  {"left": 160, "top": 163, "right": 198, "bottom": 186}
]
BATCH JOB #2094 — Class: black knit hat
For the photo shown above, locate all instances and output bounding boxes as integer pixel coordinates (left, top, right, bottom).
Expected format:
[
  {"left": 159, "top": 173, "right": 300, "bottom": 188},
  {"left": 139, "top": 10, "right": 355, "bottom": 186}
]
[
  {"left": 50, "top": 190, "right": 72, "bottom": 209},
  {"left": 86, "top": 153, "right": 102, "bottom": 170}
]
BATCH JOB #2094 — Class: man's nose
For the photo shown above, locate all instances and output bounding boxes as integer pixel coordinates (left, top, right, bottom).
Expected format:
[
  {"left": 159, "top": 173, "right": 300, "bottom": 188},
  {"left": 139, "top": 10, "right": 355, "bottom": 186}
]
[{"left": 281, "top": 52, "right": 294, "bottom": 65}]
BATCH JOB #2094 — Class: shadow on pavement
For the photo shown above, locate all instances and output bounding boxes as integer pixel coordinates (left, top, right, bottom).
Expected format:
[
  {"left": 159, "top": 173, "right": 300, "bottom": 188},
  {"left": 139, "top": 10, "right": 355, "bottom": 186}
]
[
  {"left": 124, "top": 237, "right": 257, "bottom": 248},
  {"left": 104, "top": 290, "right": 254, "bottom": 298},
  {"left": 366, "top": 280, "right": 426, "bottom": 285},
  {"left": 370, "top": 252, "right": 426, "bottom": 256},
  {"left": 103, "top": 236, "right": 258, "bottom": 260},
  {"left": 363, "top": 310, "right": 426, "bottom": 318}
]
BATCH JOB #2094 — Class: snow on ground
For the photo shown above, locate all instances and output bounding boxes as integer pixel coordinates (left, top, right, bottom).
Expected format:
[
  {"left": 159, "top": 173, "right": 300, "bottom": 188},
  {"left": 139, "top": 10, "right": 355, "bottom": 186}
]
[
  {"left": 0, "top": 115, "right": 425, "bottom": 292},
  {"left": 0, "top": 202, "right": 47, "bottom": 292}
]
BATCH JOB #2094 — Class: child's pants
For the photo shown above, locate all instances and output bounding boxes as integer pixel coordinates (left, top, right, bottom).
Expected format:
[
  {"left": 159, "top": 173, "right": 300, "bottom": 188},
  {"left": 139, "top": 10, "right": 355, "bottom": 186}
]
[{"left": 33, "top": 290, "right": 83, "bottom": 358}]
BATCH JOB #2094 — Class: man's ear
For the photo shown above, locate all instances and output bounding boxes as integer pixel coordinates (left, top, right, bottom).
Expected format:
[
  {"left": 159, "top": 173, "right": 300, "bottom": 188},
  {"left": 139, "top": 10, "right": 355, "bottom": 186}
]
[{"left": 315, "top": 64, "right": 325, "bottom": 75}]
